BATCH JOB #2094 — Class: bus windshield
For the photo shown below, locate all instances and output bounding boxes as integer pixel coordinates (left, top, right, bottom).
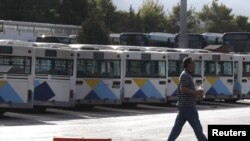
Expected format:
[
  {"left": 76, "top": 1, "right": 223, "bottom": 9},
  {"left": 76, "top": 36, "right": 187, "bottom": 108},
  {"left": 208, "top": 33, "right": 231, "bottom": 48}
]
[
  {"left": 203, "top": 35, "right": 223, "bottom": 45},
  {"left": 0, "top": 56, "right": 31, "bottom": 74},
  {"left": 35, "top": 58, "right": 73, "bottom": 76},
  {"left": 223, "top": 33, "right": 249, "bottom": 41},
  {"left": 194, "top": 61, "right": 202, "bottom": 77},
  {"left": 77, "top": 60, "right": 121, "bottom": 78},
  {"left": 126, "top": 60, "right": 166, "bottom": 78},
  {"left": 168, "top": 60, "right": 183, "bottom": 77},
  {"left": 120, "top": 34, "right": 147, "bottom": 46},
  {"left": 243, "top": 62, "right": 250, "bottom": 77},
  {"left": 204, "top": 61, "right": 233, "bottom": 76},
  {"left": 175, "top": 34, "right": 205, "bottom": 49},
  {"left": 36, "top": 36, "right": 78, "bottom": 44}
]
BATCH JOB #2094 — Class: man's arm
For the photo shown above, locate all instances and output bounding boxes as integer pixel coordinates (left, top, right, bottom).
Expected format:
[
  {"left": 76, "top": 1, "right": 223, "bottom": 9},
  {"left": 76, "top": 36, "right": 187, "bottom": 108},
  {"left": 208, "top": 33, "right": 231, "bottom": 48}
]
[
  {"left": 180, "top": 87, "right": 195, "bottom": 95},
  {"left": 180, "top": 87, "right": 202, "bottom": 96},
  {"left": 179, "top": 74, "right": 203, "bottom": 96}
]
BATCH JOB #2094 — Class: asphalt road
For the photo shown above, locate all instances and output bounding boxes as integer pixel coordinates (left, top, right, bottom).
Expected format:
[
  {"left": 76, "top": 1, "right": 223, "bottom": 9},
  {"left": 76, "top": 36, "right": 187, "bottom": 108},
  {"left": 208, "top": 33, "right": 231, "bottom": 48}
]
[{"left": 0, "top": 100, "right": 250, "bottom": 141}]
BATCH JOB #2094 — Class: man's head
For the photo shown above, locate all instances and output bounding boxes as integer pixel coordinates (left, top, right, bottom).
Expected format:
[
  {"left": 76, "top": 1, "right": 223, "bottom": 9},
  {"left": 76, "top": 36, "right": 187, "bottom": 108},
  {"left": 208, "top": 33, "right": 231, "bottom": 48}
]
[{"left": 183, "top": 57, "right": 195, "bottom": 73}]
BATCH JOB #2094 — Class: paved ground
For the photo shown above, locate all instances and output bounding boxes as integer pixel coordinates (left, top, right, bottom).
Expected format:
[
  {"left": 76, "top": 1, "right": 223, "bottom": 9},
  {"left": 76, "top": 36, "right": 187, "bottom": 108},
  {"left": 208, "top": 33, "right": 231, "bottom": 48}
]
[{"left": 0, "top": 100, "right": 250, "bottom": 141}]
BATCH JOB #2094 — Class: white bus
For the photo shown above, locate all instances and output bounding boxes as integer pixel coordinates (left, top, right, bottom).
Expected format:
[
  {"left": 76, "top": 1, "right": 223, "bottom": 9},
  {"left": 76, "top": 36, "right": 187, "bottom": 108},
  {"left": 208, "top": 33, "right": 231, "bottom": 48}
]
[
  {"left": 203, "top": 53, "right": 235, "bottom": 100},
  {"left": 118, "top": 46, "right": 167, "bottom": 104},
  {"left": 233, "top": 54, "right": 250, "bottom": 100},
  {"left": 161, "top": 49, "right": 205, "bottom": 101},
  {"left": 0, "top": 40, "right": 34, "bottom": 114},
  {"left": 69, "top": 44, "right": 122, "bottom": 105},
  {"left": 33, "top": 43, "right": 74, "bottom": 108}
]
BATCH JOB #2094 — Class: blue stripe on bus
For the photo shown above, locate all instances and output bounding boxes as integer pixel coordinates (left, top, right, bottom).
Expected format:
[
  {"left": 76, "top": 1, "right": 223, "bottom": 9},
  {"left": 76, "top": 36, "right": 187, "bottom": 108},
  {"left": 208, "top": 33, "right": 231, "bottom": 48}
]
[
  {"left": 141, "top": 81, "right": 163, "bottom": 98},
  {"left": 93, "top": 81, "right": 117, "bottom": 100},
  {"left": 213, "top": 80, "right": 230, "bottom": 95},
  {"left": 34, "top": 82, "right": 55, "bottom": 101},
  {"left": 0, "top": 82, "right": 23, "bottom": 103}
]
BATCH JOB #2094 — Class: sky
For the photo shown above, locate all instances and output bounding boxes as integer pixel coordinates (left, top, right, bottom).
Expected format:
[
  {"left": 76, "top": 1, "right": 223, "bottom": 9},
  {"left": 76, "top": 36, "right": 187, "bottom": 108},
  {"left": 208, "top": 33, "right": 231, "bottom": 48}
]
[{"left": 112, "top": 0, "right": 250, "bottom": 17}]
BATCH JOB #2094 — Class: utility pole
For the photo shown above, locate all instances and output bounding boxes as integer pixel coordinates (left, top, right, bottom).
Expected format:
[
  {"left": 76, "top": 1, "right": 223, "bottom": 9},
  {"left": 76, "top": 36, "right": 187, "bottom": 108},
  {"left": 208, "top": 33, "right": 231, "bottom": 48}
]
[{"left": 179, "top": 0, "right": 188, "bottom": 48}]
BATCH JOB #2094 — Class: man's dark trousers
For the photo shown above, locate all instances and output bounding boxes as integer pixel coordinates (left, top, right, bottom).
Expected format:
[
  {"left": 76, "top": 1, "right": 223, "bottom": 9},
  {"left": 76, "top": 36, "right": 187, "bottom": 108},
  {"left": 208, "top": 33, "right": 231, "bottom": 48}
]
[{"left": 168, "top": 106, "right": 208, "bottom": 141}]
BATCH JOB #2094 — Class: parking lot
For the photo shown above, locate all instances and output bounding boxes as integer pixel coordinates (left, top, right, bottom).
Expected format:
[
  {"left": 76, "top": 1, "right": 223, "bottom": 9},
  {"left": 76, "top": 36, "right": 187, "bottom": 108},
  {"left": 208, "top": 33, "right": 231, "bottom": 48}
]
[{"left": 0, "top": 100, "right": 250, "bottom": 141}]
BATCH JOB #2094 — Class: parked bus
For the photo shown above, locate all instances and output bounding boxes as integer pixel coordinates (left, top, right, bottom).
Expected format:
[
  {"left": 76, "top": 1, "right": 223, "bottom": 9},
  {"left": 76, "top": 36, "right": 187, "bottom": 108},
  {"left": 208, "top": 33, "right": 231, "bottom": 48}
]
[
  {"left": 175, "top": 33, "right": 206, "bottom": 49},
  {"left": 0, "top": 40, "right": 34, "bottom": 114},
  {"left": 203, "top": 53, "right": 235, "bottom": 100},
  {"left": 152, "top": 48, "right": 206, "bottom": 101},
  {"left": 118, "top": 46, "right": 167, "bottom": 104},
  {"left": 223, "top": 32, "right": 250, "bottom": 52},
  {"left": 119, "top": 33, "right": 147, "bottom": 46},
  {"left": 69, "top": 44, "right": 122, "bottom": 105},
  {"left": 233, "top": 54, "right": 250, "bottom": 100},
  {"left": 109, "top": 33, "right": 120, "bottom": 45},
  {"left": 114, "top": 32, "right": 175, "bottom": 48},
  {"left": 33, "top": 43, "right": 75, "bottom": 109},
  {"left": 202, "top": 33, "right": 223, "bottom": 45},
  {"left": 147, "top": 32, "right": 175, "bottom": 48}
]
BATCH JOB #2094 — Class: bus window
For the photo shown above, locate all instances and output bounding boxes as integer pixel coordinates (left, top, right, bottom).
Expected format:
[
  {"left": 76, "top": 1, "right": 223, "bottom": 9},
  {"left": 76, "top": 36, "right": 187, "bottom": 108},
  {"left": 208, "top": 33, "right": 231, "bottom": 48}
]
[
  {"left": 77, "top": 60, "right": 121, "bottom": 78},
  {"left": 120, "top": 33, "right": 147, "bottom": 46},
  {"left": 223, "top": 33, "right": 250, "bottom": 52},
  {"left": 218, "top": 61, "right": 233, "bottom": 76},
  {"left": 194, "top": 61, "right": 202, "bottom": 77},
  {"left": 126, "top": 60, "right": 166, "bottom": 78},
  {"left": 168, "top": 60, "right": 182, "bottom": 77},
  {"left": 243, "top": 62, "right": 250, "bottom": 77},
  {"left": 0, "top": 56, "right": 31, "bottom": 74},
  {"left": 204, "top": 61, "right": 216, "bottom": 76},
  {"left": 175, "top": 34, "right": 206, "bottom": 49},
  {"left": 36, "top": 58, "right": 73, "bottom": 75},
  {"left": 36, "top": 35, "right": 78, "bottom": 44}
]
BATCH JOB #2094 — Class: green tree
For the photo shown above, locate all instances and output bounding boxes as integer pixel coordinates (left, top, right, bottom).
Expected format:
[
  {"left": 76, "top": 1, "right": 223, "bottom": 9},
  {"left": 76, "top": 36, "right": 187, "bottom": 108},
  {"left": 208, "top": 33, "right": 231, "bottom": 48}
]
[
  {"left": 57, "top": 0, "right": 88, "bottom": 25},
  {"left": 95, "top": 0, "right": 117, "bottom": 31},
  {"left": 110, "top": 5, "right": 143, "bottom": 33},
  {"left": 139, "top": 0, "right": 166, "bottom": 32},
  {"left": 79, "top": 0, "right": 109, "bottom": 44},
  {"left": 235, "top": 16, "right": 250, "bottom": 32},
  {"left": 109, "top": 11, "right": 130, "bottom": 33},
  {"left": 165, "top": 3, "right": 198, "bottom": 33},
  {"left": 198, "top": 0, "right": 237, "bottom": 33},
  {"left": 127, "top": 5, "right": 143, "bottom": 32},
  {"left": 79, "top": 17, "right": 109, "bottom": 44}
]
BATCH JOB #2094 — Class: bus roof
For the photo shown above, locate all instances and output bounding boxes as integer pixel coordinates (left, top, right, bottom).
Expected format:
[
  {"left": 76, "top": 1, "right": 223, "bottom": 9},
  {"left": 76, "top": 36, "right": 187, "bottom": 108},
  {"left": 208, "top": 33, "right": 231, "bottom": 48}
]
[
  {"left": 0, "top": 39, "right": 34, "bottom": 47},
  {"left": 110, "top": 45, "right": 148, "bottom": 51},
  {"left": 69, "top": 44, "right": 114, "bottom": 50},
  {"left": 148, "top": 32, "right": 175, "bottom": 42},
  {"left": 202, "top": 33, "right": 223, "bottom": 37},
  {"left": 33, "top": 42, "right": 70, "bottom": 48},
  {"left": 120, "top": 32, "right": 146, "bottom": 35},
  {"left": 109, "top": 34, "right": 120, "bottom": 38}
]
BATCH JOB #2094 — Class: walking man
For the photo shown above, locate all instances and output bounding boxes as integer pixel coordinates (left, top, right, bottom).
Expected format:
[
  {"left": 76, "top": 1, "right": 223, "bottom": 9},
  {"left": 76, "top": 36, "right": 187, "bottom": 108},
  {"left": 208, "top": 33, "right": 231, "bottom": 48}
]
[{"left": 168, "top": 57, "right": 207, "bottom": 141}]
